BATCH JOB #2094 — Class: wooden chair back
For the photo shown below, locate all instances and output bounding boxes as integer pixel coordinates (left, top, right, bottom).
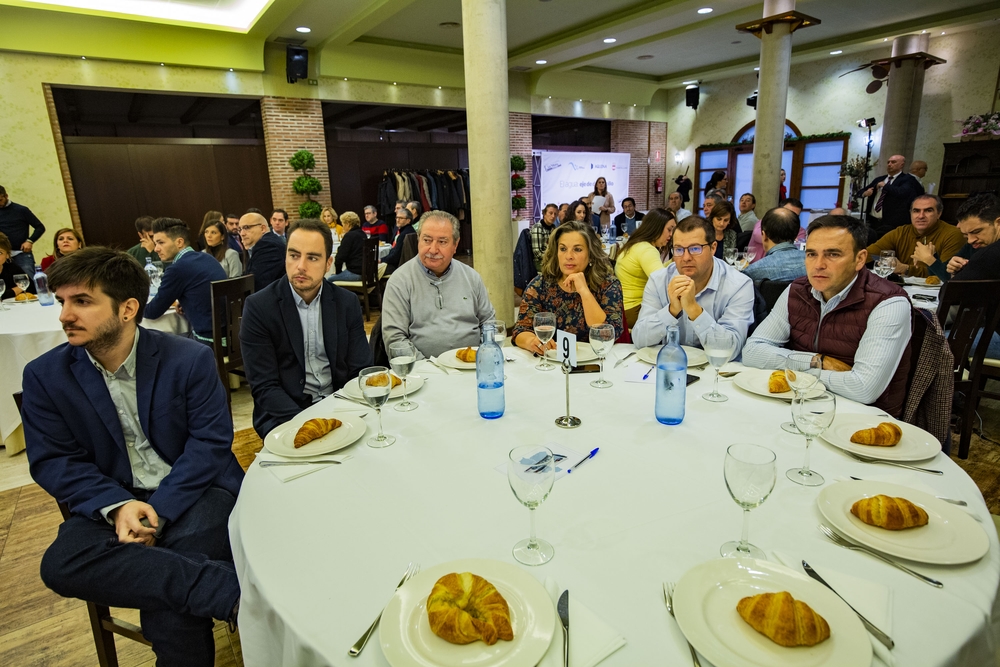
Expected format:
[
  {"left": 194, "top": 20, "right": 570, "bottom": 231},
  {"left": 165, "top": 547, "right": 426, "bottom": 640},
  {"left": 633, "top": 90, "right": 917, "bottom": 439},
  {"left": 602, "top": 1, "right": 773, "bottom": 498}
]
[{"left": 210, "top": 275, "right": 255, "bottom": 411}]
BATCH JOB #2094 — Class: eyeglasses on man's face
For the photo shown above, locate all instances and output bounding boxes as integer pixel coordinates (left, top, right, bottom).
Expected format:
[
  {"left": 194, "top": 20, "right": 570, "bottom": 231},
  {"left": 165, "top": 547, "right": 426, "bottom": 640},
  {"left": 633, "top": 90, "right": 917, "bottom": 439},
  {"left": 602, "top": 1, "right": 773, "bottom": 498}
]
[
  {"left": 239, "top": 223, "right": 263, "bottom": 232},
  {"left": 672, "top": 243, "right": 711, "bottom": 257}
]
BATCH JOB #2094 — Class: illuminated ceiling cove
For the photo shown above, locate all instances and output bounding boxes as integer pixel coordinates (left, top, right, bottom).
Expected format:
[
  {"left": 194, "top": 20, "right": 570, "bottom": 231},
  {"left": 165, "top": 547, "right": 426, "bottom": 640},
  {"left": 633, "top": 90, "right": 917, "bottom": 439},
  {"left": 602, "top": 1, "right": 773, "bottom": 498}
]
[{"left": 1, "top": 0, "right": 274, "bottom": 30}]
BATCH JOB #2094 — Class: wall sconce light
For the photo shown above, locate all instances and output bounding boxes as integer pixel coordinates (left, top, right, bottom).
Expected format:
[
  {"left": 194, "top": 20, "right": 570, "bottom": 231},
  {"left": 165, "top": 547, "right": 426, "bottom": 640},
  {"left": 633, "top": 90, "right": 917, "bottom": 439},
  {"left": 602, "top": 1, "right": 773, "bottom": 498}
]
[{"left": 674, "top": 152, "right": 683, "bottom": 165}]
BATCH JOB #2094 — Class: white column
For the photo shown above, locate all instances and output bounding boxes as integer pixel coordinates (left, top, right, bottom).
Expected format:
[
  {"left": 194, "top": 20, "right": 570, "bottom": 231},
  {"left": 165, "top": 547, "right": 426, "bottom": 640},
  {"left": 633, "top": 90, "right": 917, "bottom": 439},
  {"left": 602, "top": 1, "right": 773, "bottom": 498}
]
[{"left": 879, "top": 34, "right": 931, "bottom": 173}]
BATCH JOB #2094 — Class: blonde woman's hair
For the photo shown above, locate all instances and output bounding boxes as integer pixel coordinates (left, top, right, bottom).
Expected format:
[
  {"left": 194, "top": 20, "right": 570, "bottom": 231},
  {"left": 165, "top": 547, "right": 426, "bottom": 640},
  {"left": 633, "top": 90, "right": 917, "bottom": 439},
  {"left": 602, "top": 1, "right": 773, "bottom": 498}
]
[
  {"left": 320, "top": 206, "right": 339, "bottom": 228},
  {"left": 539, "top": 220, "right": 614, "bottom": 294},
  {"left": 339, "top": 211, "right": 360, "bottom": 230}
]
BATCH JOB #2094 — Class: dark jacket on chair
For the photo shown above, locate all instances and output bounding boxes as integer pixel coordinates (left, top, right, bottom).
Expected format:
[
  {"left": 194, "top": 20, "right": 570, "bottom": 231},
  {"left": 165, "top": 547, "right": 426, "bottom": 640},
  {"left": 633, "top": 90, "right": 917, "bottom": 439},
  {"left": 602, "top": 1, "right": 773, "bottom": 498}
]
[
  {"left": 240, "top": 277, "right": 373, "bottom": 438},
  {"left": 244, "top": 231, "right": 286, "bottom": 292}
]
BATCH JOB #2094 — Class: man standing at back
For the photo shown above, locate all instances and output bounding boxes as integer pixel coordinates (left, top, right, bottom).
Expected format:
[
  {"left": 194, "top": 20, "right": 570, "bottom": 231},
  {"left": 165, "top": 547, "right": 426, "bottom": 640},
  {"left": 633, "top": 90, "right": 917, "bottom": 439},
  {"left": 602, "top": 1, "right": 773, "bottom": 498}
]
[
  {"left": 382, "top": 210, "right": 495, "bottom": 359},
  {"left": 861, "top": 154, "right": 924, "bottom": 237},
  {"left": 146, "top": 217, "right": 227, "bottom": 345},
  {"left": 270, "top": 209, "right": 289, "bottom": 243},
  {"left": 240, "top": 212, "right": 285, "bottom": 291},
  {"left": 0, "top": 184, "right": 45, "bottom": 275}
]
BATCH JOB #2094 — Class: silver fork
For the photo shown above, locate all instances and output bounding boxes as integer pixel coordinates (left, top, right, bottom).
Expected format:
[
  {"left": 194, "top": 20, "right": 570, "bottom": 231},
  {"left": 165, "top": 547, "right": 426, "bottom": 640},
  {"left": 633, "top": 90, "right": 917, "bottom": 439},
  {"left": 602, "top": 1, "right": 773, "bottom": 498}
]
[
  {"left": 663, "top": 582, "right": 700, "bottom": 667},
  {"left": 348, "top": 562, "right": 420, "bottom": 656},
  {"left": 843, "top": 450, "right": 943, "bottom": 475},
  {"left": 818, "top": 525, "right": 943, "bottom": 588}
]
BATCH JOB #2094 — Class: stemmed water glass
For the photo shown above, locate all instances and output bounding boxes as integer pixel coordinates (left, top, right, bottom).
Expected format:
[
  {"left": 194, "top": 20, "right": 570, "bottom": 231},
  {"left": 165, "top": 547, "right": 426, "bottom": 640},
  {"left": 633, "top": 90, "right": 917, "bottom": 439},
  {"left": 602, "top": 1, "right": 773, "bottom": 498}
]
[
  {"left": 787, "top": 391, "right": 836, "bottom": 486},
  {"left": 507, "top": 445, "right": 556, "bottom": 565},
  {"left": 486, "top": 319, "right": 509, "bottom": 378},
  {"left": 744, "top": 249, "right": 757, "bottom": 263},
  {"left": 720, "top": 443, "right": 777, "bottom": 559},
  {"left": 388, "top": 341, "right": 418, "bottom": 412},
  {"left": 359, "top": 366, "right": 396, "bottom": 448},
  {"left": 588, "top": 323, "right": 615, "bottom": 388},
  {"left": 723, "top": 247, "right": 737, "bottom": 265},
  {"left": 702, "top": 330, "right": 736, "bottom": 402},
  {"left": 13, "top": 274, "right": 29, "bottom": 293},
  {"left": 735, "top": 252, "right": 750, "bottom": 271},
  {"left": 533, "top": 312, "right": 556, "bottom": 371},
  {"left": 0, "top": 280, "right": 7, "bottom": 310},
  {"left": 780, "top": 351, "right": 822, "bottom": 434}
]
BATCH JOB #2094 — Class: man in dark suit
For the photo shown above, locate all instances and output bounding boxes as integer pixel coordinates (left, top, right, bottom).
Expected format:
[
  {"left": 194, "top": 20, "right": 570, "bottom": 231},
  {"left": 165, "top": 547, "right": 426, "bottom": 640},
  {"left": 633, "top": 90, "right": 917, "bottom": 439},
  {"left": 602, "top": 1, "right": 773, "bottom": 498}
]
[
  {"left": 861, "top": 154, "right": 924, "bottom": 237},
  {"left": 22, "top": 247, "right": 244, "bottom": 667},
  {"left": 240, "top": 218, "right": 372, "bottom": 438},
  {"left": 240, "top": 211, "right": 285, "bottom": 291},
  {"left": 613, "top": 197, "right": 645, "bottom": 236}
]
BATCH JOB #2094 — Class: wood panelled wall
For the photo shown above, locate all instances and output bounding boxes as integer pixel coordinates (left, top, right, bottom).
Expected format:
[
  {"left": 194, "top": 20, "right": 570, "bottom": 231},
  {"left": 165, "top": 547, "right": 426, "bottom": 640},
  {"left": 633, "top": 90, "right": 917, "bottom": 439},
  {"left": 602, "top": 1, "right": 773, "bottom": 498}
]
[{"left": 63, "top": 138, "right": 272, "bottom": 248}]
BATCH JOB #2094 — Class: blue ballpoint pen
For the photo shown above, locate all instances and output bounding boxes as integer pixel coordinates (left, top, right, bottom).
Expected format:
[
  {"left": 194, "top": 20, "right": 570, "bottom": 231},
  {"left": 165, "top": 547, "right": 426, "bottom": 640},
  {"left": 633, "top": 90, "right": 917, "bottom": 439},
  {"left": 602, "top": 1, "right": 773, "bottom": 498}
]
[
  {"left": 641, "top": 366, "right": 653, "bottom": 380},
  {"left": 567, "top": 447, "right": 599, "bottom": 473}
]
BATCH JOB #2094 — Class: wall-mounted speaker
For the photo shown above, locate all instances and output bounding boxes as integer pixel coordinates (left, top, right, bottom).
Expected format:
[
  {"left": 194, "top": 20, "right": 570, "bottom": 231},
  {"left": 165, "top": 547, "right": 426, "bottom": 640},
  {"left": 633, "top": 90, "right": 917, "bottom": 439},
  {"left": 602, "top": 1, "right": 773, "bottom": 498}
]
[
  {"left": 685, "top": 86, "right": 700, "bottom": 110},
  {"left": 286, "top": 46, "right": 308, "bottom": 84}
]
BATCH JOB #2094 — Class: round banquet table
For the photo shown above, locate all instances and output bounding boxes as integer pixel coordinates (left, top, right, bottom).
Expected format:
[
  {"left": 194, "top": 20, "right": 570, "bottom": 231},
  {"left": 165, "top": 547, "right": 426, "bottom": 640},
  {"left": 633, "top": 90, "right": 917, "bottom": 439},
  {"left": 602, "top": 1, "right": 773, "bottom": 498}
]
[
  {"left": 0, "top": 301, "right": 189, "bottom": 454},
  {"left": 231, "top": 344, "right": 1000, "bottom": 667}
]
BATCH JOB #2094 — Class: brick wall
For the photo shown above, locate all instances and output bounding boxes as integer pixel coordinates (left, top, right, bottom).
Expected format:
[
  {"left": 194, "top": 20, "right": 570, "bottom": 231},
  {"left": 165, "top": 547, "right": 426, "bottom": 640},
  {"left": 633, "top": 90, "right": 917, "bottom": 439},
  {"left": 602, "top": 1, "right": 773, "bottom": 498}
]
[
  {"left": 43, "top": 84, "right": 82, "bottom": 239},
  {"left": 260, "top": 97, "right": 332, "bottom": 220},
  {"left": 509, "top": 111, "right": 533, "bottom": 221},
  {"left": 610, "top": 119, "right": 668, "bottom": 211}
]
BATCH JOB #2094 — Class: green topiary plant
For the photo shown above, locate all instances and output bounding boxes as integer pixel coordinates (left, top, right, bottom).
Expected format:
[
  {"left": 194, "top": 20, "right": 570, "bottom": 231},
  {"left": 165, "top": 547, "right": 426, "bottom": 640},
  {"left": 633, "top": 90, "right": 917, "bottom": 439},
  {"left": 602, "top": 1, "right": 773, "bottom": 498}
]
[
  {"left": 511, "top": 195, "right": 527, "bottom": 210},
  {"left": 289, "top": 149, "right": 323, "bottom": 219},
  {"left": 510, "top": 155, "right": 526, "bottom": 172},
  {"left": 511, "top": 175, "right": 526, "bottom": 191}
]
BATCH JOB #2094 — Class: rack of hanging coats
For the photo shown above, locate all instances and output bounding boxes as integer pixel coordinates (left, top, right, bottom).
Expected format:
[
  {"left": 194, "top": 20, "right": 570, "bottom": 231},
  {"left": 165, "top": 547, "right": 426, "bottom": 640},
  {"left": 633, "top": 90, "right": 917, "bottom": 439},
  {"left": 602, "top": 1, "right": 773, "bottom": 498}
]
[{"left": 377, "top": 169, "right": 471, "bottom": 219}]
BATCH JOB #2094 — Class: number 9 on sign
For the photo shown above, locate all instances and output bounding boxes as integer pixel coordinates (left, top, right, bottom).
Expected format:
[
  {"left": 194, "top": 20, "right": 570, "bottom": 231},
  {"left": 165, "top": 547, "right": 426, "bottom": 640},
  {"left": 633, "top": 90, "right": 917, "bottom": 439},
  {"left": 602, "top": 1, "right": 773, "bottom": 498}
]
[{"left": 556, "top": 330, "right": 577, "bottom": 367}]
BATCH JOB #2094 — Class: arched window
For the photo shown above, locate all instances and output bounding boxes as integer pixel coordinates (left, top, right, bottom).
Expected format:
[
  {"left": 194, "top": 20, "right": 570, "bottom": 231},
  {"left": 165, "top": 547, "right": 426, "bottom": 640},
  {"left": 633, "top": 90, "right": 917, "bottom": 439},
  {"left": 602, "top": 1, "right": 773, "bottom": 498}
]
[{"left": 732, "top": 120, "right": 801, "bottom": 144}]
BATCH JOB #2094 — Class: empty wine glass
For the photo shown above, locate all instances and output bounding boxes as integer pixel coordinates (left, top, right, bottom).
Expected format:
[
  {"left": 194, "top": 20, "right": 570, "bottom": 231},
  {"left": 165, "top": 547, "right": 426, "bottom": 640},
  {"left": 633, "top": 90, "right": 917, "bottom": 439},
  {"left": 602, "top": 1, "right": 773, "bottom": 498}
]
[
  {"left": 388, "top": 341, "right": 418, "bottom": 412},
  {"left": 780, "top": 352, "right": 822, "bottom": 434},
  {"left": 0, "top": 280, "right": 7, "bottom": 310},
  {"left": 533, "top": 312, "right": 556, "bottom": 371},
  {"left": 744, "top": 249, "right": 757, "bottom": 263},
  {"left": 13, "top": 274, "right": 29, "bottom": 292},
  {"left": 589, "top": 323, "right": 615, "bottom": 388},
  {"left": 787, "top": 391, "right": 836, "bottom": 486},
  {"left": 486, "top": 319, "right": 509, "bottom": 377},
  {"left": 359, "top": 366, "right": 396, "bottom": 448},
  {"left": 872, "top": 259, "right": 891, "bottom": 279},
  {"left": 735, "top": 252, "right": 750, "bottom": 271},
  {"left": 507, "top": 445, "right": 555, "bottom": 565},
  {"left": 720, "top": 443, "right": 777, "bottom": 559},
  {"left": 702, "top": 330, "right": 736, "bottom": 402},
  {"left": 723, "top": 247, "right": 737, "bottom": 265}
]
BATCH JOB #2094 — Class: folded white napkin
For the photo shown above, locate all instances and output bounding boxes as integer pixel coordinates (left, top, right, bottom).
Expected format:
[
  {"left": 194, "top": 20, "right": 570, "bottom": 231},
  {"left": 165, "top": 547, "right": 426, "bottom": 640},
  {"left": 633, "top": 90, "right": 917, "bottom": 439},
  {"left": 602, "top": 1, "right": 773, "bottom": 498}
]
[
  {"left": 254, "top": 451, "right": 351, "bottom": 483},
  {"left": 772, "top": 550, "right": 894, "bottom": 667},
  {"left": 538, "top": 578, "right": 626, "bottom": 667},
  {"left": 624, "top": 363, "right": 655, "bottom": 384}
]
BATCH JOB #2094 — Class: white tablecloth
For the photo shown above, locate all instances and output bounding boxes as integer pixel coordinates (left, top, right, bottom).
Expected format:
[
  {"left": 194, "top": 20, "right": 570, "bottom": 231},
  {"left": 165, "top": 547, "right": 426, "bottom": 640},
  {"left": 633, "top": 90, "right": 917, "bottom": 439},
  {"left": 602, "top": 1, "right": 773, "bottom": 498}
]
[
  {"left": 0, "top": 302, "right": 189, "bottom": 447},
  {"left": 231, "top": 345, "right": 1000, "bottom": 667}
]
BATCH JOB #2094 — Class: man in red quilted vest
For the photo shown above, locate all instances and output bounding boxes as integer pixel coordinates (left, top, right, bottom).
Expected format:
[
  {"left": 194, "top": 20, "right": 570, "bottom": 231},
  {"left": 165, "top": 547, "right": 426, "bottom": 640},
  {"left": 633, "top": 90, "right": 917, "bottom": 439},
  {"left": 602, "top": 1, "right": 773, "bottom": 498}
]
[{"left": 743, "top": 214, "right": 912, "bottom": 417}]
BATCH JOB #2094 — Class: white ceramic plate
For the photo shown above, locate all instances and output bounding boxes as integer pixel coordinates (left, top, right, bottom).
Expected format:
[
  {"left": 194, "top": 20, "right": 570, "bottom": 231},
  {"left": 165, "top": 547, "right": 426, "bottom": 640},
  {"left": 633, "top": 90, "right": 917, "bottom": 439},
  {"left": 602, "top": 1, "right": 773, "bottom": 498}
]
[
  {"left": 636, "top": 345, "right": 709, "bottom": 367},
  {"left": 1, "top": 296, "right": 35, "bottom": 305},
  {"left": 545, "top": 342, "right": 599, "bottom": 364},
  {"left": 263, "top": 413, "right": 367, "bottom": 458},
  {"left": 673, "top": 557, "right": 871, "bottom": 667},
  {"left": 903, "top": 276, "right": 942, "bottom": 289},
  {"left": 820, "top": 414, "right": 940, "bottom": 462},
  {"left": 817, "top": 480, "right": 990, "bottom": 565},
  {"left": 437, "top": 347, "right": 479, "bottom": 370},
  {"left": 380, "top": 559, "right": 555, "bottom": 667},
  {"left": 341, "top": 374, "right": 424, "bottom": 401},
  {"left": 733, "top": 368, "right": 827, "bottom": 400}
]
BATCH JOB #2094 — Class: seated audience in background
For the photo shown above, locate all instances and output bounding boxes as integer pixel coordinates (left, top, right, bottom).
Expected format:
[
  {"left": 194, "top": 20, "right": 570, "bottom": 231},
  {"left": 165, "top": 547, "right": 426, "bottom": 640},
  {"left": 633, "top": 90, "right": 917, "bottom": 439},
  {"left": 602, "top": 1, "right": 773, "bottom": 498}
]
[
  {"left": 241, "top": 219, "right": 371, "bottom": 438},
  {"left": 126, "top": 216, "right": 161, "bottom": 267},
  {"left": 708, "top": 200, "right": 738, "bottom": 260},
  {"left": 779, "top": 169, "right": 788, "bottom": 201},
  {"left": 382, "top": 211, "right": 495, "bottom": 359},
  {"left": 747, "top": 197, "right": 805, "bottom": 262},
  {"left": 245, "top": 208, "right": 263, "bottom": 215},
  {"left": 705, "top": 171, "right": 728, "bottom": 200},
  {"left": 199, "top": 210, "right": 223, "bottom": 241},
  {"left": 632, "top": 216, "right": 754, "bottom": 353},
  {"left": 583, "top": 177, "right": 615, "bottom": 232},
  {"left": 567, "top": 200, "right": 590, "bottom": 224},
  {"left": 668, "top": 191, "right": 692, "bottom": 221},
  {"left": 614, "top": 197, "right": 645, "bottom": 236},
  {"left": 558, "top": 203, "right": 570, "bottom": 223},
  {"left": 866, "top": 194, "right": 964, "bottom": 278},
  {"left": 406, "top": 200, "right": 422, "bottom": 231},
  {"left": 270, "top": 209, "right": 289, "bottom": 242},
  {"left": 382, "top": 208, "right": 416, "bottom": 272},
  {"left": 41, "top": 227, "right": 84, "bottom": 272},
  {"left": 362, "top": 205, "right": 390, "bottom": 242},
  {"left": 241, "top": 212, "right": 286, "bottom": 292},
  {"left": 320, "top": 206, "right": 341, "bottom": 239},
  {"left": 329, "top": 211, "right": 366, "bottom": 282},
  {"left": 201, "top": 220, "right": 242, "bottom": 278},
  {"left": 743, "top": 214, "right": 912, "bottom": 417},
  {"left": 737, "top": 193, "right": 759, "bottom": 232},
  {"left": 22, "top": 247, "right": 243, "bottom": 666},
  {"left": 743, "top": 207, "right": 806, "bottom": 283},
  {"left": 513, "top": 220, "right": 623, "bottom": 351},
  {"left": 531, "top": 204, "right": 560, "bottom": 272},
  {"left": 615, "top": 209, "right": 676, "bottom": 327},
  {"left": 702, "top": 193, "right": 719, "bottom": 219},
  {"left": 225, "top": 213, "right": 243, "bottom": 253},
  {"left": 0, "top": 231, "right": 37, "bottom": 299},
  {"left": 147, "top": 218, "right": 227, "bottom": 343},
  {"left": 946, "top": 192, "right": 1000, "bottom": 282}
]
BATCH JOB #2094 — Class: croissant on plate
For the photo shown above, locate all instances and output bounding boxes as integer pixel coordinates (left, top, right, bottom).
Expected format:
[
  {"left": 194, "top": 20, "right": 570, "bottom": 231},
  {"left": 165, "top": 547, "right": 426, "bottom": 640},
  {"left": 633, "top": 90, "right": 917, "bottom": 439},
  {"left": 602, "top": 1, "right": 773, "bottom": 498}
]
[
  {"left": 925, "top": 276, "right": 941, "bottom": 285},
  {"left": 851, "top": 494, "right": 928, "bottom": 530},
  {"left": 427, "top": 572, "right": 514, "bottom": 645},
  {"left": 15, "top": 292, "right": 37, "bottom": 301},
  {"left": 850, "top": 422, "right": 902, "bottom": 446},
  {"left": 364, "top": 374, "right": 402, "bottom": 388},
  {"left": 292, "top": 418, "right": 342, "bottom": 448},
  {"left": 456, "top": 347, "right": 477, "bottom": 363},
  {"left": 737, "top": 591, "right": 830, "bottom": 647},
  {"left": 768, "top": 370, "right": 791, "bottom": 393}
]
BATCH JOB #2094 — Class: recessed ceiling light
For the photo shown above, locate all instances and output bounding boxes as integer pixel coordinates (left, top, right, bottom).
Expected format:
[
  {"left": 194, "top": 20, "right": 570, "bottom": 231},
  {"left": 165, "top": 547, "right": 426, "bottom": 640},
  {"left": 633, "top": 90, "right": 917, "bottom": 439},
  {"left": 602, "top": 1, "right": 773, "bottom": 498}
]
[
  {"left": 637, "top": 55, "right": 654, "bottom": 60},
  {"left": 344, "top": 77, "right": 348, "bottom": 81},
  {"left": 685, "top": 84, "right": 698, "bottom": 89},
  {"left": 603, "top": 38, "right": 617, "bottom": 43},
  {"left": 682, "top": 80, "right": 698, "bottom": 85},
  {"left": 548, "top": 96, "right": 552, "bottom": 98},
  {"left": 697, "top": 7, "right": 713, "bottom": 14},
  {"left": 229, "top": 68, "right": 234, "bottom": 71},
  {"left": 160, "top": 63, "right": 164, "bottom": 66},
  {"left": 830, "top": 50, "right": 843, "bottom": 55},
  {"left": 81, "top": 56, "right": 86, "bottom": 60},
  {"left": 921, "top": 30, "right": 927, "bottom": 33},
  {"left": 296, "top": 26, "right": 311, "bottom": 33},
  {"left": 438, "top": 86, "right": 442, "bottom": 89},
  {"left": 393, "top": 82, "right": 397, "bottom": 85},
  {"left": 439, "top": 21, "right": 460, "bottom": 28},
  {"left": 633, "top": 103, "right": 637, "bottom": 107},
  {"left": 754, "top": 67, "right": 760, "bottom": 71},
  {"left": 883, "top": 38, "right": 888, "bottom": 42},
  {"left": 536, "top": 59, "right": 547, "bottom": 64},
  {"left": 579, "top": 99, "right": 583, "bottom": 102},
  {"left": 941, "top": 31, "right": 946, "bottom": 35}
]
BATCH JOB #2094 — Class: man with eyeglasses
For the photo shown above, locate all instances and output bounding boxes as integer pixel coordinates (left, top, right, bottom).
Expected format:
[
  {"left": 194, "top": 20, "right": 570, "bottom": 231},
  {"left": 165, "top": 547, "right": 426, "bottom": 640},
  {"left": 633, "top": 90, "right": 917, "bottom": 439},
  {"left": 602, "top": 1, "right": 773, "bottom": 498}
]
[
  {"left": 632, "top": 216, "right": 754, "bottom": 354},
  {"left": 381, "top": 208, "right": 417, "bottom": 274},
  {"left": 382, "top": 210, "right": 495, "bottom": 359},
  {"left": 240, "top": 212, "right": 285, "bottom": 291}
]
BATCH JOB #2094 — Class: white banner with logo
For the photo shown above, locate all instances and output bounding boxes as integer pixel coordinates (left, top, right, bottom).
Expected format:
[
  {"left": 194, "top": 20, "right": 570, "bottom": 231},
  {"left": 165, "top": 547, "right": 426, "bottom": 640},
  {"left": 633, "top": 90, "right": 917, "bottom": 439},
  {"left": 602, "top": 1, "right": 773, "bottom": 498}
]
[{"left": 537, "top": 151, "right": 631, "bottom": 214}]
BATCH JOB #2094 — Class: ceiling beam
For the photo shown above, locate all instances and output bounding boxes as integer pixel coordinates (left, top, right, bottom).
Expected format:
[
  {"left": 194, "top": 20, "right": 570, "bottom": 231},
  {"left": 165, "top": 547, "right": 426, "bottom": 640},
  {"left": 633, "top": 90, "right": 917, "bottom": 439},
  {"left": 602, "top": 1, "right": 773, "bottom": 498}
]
[
  {"left": 127, "top": 93, "right": 146, "bottom": 123},
  {"left": 414, "top": 112, "right": 466, "bottom": 132},
  {"left": 323, "top": 104, "right": 380, "bottom": 124},
  {"left": 319, "top": 0, "right": 422, "bottom": 49},
  {"left": 447, "top": 123, "right": 467, "bottom": 133},
  {"left": 385, "top": 109, "right": 454, "bottom": 130},
  {"left": 228, "top": 101, "right": 259, "bottom": 126},
  {"left": 351, "top": 107, "right": 424, "bottom": 129},
  {"left": 180, "top": 97, "right": 212, "bottom": 125}
]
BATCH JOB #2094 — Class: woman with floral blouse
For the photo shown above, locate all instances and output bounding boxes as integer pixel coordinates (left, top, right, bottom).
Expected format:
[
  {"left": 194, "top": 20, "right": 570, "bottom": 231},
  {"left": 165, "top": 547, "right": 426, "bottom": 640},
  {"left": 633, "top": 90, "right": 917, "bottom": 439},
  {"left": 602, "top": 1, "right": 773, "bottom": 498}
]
[{"left": 512, "top": 220, "right": 623, "bottom": 353}]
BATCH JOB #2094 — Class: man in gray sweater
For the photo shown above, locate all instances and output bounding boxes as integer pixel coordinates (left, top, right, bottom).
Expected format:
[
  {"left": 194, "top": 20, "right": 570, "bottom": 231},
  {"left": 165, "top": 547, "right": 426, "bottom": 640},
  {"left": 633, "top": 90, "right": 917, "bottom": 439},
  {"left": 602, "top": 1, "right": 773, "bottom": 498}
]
[{"left": 382, "top": 210, "right": 495, "bottom": 359}]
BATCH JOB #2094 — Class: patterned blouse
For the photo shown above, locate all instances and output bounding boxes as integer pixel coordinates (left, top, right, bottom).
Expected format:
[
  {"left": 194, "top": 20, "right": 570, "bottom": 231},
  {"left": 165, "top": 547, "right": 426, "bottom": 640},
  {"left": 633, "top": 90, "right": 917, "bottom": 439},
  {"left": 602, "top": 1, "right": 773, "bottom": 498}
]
[{"left": 511, "top": 274, "right": 624, "bottom": 343}]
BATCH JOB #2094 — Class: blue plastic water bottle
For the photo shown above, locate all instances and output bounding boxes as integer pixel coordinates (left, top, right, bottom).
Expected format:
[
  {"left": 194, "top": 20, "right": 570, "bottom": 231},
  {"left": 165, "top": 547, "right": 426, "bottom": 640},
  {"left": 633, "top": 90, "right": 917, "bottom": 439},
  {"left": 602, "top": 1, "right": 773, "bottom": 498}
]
[
  {"left": 33, "top": 265, "right": 54, "bottom": 306},
  {"left": 655, "top": 325, "right": 687, "bottom": 425},
  {"left": 476, "top": 323, "right": 505, "bottom": 419},
  {"left": 144, "top": 257, "right": 160, "bottom": 296}
]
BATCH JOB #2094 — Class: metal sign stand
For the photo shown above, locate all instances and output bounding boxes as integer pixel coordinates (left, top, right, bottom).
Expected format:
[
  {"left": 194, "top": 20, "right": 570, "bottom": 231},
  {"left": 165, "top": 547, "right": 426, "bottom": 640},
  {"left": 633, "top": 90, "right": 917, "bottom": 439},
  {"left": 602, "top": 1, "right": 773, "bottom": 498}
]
[{"left": 555, "top": 359, "right": 581, "bottom": 428}]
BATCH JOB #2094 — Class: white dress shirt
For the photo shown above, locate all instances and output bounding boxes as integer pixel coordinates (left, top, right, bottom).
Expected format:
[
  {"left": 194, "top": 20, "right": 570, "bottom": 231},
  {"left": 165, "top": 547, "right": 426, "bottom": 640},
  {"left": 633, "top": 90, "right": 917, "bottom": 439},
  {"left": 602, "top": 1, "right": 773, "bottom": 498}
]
[{"left": 290, "top": 280, "right": 333, "bottom": 401}]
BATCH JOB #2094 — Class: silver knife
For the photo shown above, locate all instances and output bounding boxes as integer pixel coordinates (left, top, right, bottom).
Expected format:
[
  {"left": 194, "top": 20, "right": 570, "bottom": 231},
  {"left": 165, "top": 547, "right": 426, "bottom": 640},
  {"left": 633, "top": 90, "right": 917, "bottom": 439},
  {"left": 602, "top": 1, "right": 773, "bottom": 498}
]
[
  {"left": 614, "top": 351, "right": 636, "bottom": 368},
  {"left": 259, "top": 459, "right": 343, "bottom": 467},
  {"left": 801, "top": 560, "right": 894, "bottom": 650},
  {"left": 333, "top": 392, "right": 369, "bottom": 407},
  {"left": 557, "top": 590, "right": 569, "bottom": 667}
]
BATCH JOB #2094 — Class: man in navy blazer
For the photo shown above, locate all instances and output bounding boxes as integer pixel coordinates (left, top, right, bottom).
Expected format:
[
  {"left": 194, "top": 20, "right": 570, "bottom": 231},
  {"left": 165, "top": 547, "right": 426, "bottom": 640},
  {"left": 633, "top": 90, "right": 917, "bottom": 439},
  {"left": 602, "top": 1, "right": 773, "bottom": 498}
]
[
  {"left": 861, "top": 154, "right": 924, "bottom": 237},
  {"left": 22, "top": 247, "right": 243, "bottom": 666},
  {"left": 241, "top": 218, "right": 372, "bottom": 438},
  {"left": 239, "top": 211, "right": 285, "bottom": 291}
]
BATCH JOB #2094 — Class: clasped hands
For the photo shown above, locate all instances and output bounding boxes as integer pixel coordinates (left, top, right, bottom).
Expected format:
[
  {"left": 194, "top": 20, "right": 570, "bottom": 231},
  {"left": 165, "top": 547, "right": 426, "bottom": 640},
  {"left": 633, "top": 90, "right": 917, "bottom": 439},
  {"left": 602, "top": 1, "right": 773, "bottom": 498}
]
[
  {"left": 666, "top": 275, "right": 702, "bottom": 320},
  {"left": 910, "top": 241, "right": 936, "bottom": 269},
  {"left": 109, "top": 500, "right": 160, "bottom": 547}
]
